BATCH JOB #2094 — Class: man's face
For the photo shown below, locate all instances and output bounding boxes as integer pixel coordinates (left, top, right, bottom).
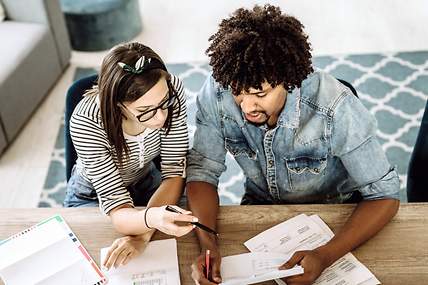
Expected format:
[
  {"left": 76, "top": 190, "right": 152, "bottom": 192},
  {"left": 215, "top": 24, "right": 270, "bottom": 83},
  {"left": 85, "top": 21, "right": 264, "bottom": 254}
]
[{"left": 233, "top": 81, "right": 287, "bottom": 127}]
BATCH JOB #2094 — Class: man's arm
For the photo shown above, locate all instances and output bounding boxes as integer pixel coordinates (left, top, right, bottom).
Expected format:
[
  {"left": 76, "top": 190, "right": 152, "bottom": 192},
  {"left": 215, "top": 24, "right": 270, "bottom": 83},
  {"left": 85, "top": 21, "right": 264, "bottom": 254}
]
[
  {"left": 282, "top": 199, "right": 399, "bottom": 285},
  {"left": 186, "top": 75, "right": 228, "bottom": 284},
  {"left": 187, "top": 181, "right": 223, "bottom": 284},
  {"left": 318, "top": 198, "right": 399, "bottom": 265},
  {"left": 187, "top": 181, "right": 220, "bottom": 249},
  {"left": 186, "top": 75, "right": 226, "bottom": 249}
]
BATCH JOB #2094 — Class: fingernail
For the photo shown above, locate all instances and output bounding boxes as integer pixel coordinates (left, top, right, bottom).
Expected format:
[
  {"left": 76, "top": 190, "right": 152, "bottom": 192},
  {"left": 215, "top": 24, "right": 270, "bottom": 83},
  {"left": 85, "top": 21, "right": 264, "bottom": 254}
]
[
  {"left": 193, "top": 217, "right": 198, "bottom": 222},
  {"left": 192, "top": 225, "right": 196, "bottom": 229}
]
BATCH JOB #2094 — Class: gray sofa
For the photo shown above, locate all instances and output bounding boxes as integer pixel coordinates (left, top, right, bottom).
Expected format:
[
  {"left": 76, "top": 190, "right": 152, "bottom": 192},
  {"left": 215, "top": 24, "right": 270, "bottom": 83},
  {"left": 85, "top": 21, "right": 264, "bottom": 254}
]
[{"left": 0, "top": 0, "right": 71, "bottom": 155}]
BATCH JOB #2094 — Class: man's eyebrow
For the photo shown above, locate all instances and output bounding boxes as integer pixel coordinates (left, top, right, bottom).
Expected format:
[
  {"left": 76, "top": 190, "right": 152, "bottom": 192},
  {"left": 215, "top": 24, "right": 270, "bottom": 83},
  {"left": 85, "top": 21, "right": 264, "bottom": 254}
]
[
  {"left": 246, "top": 89, "right": 271, "bottom": 95},
  {"left": 135, "top": 90, "right": 169, "bottom": 111}
]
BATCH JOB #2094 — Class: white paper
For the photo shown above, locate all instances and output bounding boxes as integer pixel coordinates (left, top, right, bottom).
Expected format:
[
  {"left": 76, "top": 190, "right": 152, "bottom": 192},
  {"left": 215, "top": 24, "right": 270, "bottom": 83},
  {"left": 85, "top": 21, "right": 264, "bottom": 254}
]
[
  {"left": 245, "top": 214, "right": 331, "bottom": 256},
  {"left": 100, "top": 238, "right": 180, "bottom": 285},
  {"left": 309, "top": 215, "right": 380, "bottom": 285},
  {"left": 244, "top": 214, "right": 380, "bottom": 285},
  {"left": 219, "top": 252, "right": 303, "bottom": 285},
  {"left": 0, "top": 215, "right": 106, "bottom": 285}
]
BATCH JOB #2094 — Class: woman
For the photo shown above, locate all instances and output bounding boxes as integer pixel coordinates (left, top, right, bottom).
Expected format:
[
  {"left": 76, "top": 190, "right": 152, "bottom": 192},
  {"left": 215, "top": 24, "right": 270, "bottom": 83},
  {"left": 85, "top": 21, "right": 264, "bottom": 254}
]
[{"left": 63, "top": 42, "right": 196, "bottom": 269}]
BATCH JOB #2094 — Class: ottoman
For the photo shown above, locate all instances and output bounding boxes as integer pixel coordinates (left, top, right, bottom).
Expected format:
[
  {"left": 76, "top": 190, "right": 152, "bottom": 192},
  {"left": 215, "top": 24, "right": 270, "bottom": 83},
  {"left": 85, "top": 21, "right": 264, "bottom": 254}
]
[{"left": 60, "top": 0, "right": 142, "bottom": 51}]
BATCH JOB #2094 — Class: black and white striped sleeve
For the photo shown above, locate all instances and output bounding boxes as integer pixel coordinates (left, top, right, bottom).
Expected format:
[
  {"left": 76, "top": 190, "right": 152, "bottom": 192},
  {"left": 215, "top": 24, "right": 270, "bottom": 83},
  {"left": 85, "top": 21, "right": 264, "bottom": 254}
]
[
  {"left": 70, "top": 102, "right": 134, "bottom": 214},
  {"left": 159, "top": 75, "right": 189, "bottom": 179}
]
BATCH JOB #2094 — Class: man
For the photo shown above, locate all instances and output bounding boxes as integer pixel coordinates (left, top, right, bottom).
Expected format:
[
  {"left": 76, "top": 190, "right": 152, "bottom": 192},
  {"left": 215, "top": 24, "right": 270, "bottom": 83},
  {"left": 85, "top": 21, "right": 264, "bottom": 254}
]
[{"left": 186, "top": 4, "right": 400, "bottom": 285}]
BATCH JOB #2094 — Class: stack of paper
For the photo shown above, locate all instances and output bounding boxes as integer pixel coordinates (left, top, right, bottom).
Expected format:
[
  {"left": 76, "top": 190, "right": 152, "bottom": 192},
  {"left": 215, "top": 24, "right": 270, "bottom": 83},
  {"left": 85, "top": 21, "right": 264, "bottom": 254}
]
[
  {"left": 244, "top": 214, "right": 380, "bottom": 285},
  {"left": 220, "top": 252, "right": 304, "bottom": 285},
  {"left": 0, "top": 215, "right": 106, "bottom": 285},
  {"left": 100, "top": 238, "right": 180, "bottom": 285}
]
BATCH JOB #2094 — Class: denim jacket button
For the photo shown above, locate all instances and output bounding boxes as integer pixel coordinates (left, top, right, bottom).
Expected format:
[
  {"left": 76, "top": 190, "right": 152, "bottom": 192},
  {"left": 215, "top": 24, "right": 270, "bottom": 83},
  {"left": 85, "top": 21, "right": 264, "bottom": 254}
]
[
  {"left": 269, "top": 160, "right": 274, "bottom": 167},
  {"left": 314, "top": 168, "right": 319, "bottom": 173},
  {"left": 296, "top": 167, "right": 301, "bottom": 172}
]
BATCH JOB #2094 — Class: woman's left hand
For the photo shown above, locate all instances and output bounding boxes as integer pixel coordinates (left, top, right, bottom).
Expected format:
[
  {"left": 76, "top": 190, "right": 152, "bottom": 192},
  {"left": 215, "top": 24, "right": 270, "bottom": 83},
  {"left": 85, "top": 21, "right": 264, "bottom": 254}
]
[{"left": 102, "top": 230, "right": 154, "bottom": 270}]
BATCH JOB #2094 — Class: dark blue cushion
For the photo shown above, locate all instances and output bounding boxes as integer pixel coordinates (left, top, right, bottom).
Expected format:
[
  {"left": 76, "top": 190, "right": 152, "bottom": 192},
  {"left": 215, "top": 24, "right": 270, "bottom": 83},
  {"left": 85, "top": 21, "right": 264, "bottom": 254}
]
[
  {"left": 65, "top": 74, "right": 98, "bottom": 181},
  {"left": 407, "top": 100, "right": 428, "bottom": 202}
]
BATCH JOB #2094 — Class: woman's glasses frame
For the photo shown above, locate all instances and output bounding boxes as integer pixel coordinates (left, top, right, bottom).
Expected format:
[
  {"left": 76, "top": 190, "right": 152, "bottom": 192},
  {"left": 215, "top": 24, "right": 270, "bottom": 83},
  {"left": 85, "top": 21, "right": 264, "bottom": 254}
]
[{"left": 122, "top": 80, "right": 177, "bottom": 123}]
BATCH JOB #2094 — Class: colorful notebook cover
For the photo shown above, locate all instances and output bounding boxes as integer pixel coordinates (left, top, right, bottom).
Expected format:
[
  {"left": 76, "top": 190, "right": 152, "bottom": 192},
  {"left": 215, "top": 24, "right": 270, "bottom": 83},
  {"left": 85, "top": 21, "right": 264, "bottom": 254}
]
[{"left": 0, "top": 215, "right": 107, "bottom": 285}]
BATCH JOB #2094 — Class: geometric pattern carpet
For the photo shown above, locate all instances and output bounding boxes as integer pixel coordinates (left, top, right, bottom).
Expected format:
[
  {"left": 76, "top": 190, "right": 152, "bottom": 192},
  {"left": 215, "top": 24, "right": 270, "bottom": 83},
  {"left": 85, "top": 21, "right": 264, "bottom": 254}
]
[{"left": 38, "top": 51, "right": 428, "bottom": 207}]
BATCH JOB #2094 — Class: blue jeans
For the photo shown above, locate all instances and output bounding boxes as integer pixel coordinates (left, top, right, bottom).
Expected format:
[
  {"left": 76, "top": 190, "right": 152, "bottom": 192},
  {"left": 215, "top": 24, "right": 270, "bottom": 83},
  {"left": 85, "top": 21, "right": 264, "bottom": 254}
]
[{"left": 63, "top": 163, "right": 162, "bottom": 208}]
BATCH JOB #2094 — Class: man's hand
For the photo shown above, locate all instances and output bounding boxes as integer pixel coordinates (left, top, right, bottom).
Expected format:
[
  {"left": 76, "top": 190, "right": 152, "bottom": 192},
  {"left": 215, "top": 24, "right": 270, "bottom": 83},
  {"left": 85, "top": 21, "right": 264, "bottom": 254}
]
[
  {"left": 191, "top": 249, "right": 222, "bottom": 285},
  {"left": 280, "top": 249, "right": 329, "bottom": 285},
  {"left": 102, "top": 231, "right": 153, "bottom": 270}
]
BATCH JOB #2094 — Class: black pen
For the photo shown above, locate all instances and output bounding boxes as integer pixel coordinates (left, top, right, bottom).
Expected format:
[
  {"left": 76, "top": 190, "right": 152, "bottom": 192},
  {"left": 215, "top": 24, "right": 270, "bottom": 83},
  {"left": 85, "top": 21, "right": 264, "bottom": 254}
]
[{"left": 165, "top": 205, "right": 219, "bottom": 236}]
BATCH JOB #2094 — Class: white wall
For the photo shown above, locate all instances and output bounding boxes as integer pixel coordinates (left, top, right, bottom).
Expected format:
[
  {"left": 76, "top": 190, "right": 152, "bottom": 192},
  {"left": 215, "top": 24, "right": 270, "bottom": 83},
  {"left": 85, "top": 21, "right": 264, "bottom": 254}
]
[{"left": 138, "top": 0, "right": 428, "bottom": 63}]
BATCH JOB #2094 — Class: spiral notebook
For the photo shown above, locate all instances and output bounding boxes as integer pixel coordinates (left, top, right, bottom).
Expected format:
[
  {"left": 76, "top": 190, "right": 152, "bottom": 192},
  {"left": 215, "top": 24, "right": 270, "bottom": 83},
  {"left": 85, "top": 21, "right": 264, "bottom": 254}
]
[{"left": 0, "top": 215, "right": 106, "bottom": 285}]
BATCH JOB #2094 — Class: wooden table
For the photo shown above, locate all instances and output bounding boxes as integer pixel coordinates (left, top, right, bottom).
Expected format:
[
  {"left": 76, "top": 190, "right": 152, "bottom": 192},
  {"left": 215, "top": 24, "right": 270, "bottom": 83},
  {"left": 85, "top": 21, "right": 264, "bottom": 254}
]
[{"left": 1, "top": 204, "right": 427, "bottom": 285}]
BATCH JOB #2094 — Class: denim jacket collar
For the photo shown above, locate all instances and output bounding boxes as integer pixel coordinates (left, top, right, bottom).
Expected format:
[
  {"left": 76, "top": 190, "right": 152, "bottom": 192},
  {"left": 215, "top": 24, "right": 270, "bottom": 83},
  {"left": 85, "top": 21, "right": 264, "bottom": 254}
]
[{"left": 277, "top": 87, "right": 301, "bottom": 129}]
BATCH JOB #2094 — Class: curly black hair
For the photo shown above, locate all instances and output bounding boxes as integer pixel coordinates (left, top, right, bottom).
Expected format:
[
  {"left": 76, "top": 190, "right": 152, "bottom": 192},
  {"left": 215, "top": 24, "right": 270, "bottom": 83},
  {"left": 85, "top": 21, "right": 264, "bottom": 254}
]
[{"left": 206, "top": 4, "right": 313, "bottom": 94}]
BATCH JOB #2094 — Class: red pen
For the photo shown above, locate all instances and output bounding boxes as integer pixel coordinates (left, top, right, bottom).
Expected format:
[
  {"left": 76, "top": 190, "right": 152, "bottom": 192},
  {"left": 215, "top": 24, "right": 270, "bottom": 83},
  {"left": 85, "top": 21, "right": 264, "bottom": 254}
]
[{"left": 205, "top": 249, "right": 210, "bottom": 279}]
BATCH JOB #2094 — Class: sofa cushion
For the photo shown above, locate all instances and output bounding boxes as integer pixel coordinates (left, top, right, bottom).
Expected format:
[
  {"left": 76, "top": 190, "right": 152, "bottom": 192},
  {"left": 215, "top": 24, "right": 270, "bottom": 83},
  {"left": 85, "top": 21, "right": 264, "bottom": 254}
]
[
  {"left": 0, "top": 22, "right": 49, "bottom": 82},
  {"left": 0, "top": 21, "right": 62, "bottom": 141},
  {"left": 3, "top": 0, "right": 71, "bottom": 68}
]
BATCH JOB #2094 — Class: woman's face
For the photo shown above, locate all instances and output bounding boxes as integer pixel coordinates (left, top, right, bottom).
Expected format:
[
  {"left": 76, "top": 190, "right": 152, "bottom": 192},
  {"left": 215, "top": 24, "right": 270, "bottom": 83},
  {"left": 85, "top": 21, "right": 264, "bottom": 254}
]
[{"left": 121, "top": 77, "right": 171, "bottom": 129}]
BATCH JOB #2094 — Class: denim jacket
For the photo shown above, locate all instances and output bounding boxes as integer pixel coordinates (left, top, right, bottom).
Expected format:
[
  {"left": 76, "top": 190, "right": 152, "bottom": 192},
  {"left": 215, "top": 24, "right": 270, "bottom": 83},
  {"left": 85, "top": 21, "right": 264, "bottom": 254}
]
[{"left": 186, "top": 71, "right": 400, "bottom": 204}]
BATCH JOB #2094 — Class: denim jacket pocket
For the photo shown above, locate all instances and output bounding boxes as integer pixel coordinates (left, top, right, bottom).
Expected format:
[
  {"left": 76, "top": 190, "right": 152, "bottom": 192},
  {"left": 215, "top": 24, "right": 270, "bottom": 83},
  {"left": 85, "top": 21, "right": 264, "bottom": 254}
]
[
  {"left": 285, "top": 156, "right": 328, "bottom": 192},
  {"left": 225, "top": 137, "right": 261, "bottom": 180},
  {"left": 225, "top": 137, "right": 258, "bottom": 160}
]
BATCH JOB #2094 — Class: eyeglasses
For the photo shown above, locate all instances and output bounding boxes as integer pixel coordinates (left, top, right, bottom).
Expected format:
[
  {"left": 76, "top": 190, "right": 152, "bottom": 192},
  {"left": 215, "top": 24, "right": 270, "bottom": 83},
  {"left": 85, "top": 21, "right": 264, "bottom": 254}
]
[
  {"left": 120, "top": 80, "right": 177, "bottom": 122},
  {"left": 133, "top": 91, "right": 176, "bottom": 122}
]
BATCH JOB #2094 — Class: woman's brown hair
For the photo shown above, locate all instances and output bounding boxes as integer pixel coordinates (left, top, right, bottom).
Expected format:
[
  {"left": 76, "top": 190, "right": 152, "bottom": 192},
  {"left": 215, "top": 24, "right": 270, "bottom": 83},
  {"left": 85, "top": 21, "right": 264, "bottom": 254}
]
[{"left": 92, "top": 42, "right": 180, "bottom": 166}]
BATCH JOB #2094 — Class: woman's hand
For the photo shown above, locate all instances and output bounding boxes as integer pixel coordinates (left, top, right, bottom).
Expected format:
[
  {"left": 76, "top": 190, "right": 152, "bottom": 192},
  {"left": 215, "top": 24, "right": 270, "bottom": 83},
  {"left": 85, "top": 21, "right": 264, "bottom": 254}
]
[
  {"left": 102, "top": 231, "right": 153, "bottom": 270},
  {"left": 146, "top": 205, "right": 198, "bottom": 237}
]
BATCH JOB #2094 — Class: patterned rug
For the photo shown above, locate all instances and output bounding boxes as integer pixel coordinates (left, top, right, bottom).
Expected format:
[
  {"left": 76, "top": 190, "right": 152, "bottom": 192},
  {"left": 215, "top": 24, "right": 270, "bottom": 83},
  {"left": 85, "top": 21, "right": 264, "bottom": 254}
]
[{"left": 38, "top": 51, "right": 428, "bottom": 207}]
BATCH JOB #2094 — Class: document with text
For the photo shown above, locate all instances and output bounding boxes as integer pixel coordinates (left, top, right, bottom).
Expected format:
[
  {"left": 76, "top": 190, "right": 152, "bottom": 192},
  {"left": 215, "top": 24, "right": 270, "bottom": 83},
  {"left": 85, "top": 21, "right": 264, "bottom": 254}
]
[
  {"left": 244, "top": 214, "right": 380, "bottom": 285},
  {"left": 100, "top": 238, "right": 180, "bottom": 285},
  {"left": 220, "top": 252, "right": 304, "bottom": 285}
]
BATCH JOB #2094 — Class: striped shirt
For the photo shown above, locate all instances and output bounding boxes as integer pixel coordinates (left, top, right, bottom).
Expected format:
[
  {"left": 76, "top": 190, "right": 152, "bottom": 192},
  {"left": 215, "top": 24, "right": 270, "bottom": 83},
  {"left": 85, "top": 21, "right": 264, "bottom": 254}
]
[{"left": 70, "top": 75, "right": 188, "bottom": 214}]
